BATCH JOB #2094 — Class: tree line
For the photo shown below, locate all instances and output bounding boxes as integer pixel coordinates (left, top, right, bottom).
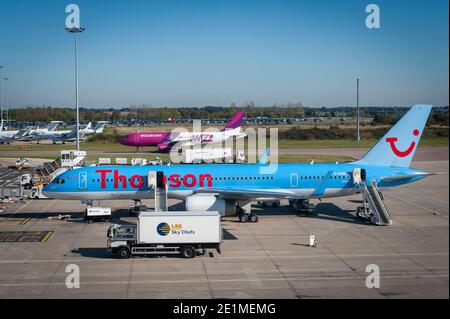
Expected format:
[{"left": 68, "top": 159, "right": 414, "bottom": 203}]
[{"left": 8, "top": 104, "right": 448, "bottom": 126}]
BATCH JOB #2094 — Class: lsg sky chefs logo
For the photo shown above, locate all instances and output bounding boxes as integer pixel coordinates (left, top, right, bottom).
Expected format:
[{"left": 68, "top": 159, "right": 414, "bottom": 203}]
[{"left": 157, "top": 222, "right": 195, "bottom": 236}]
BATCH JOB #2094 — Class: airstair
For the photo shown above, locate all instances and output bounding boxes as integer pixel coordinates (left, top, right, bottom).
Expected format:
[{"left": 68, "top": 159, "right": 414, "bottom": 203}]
[
  {"left": 35, "top": 157, "right": 62, "bottom": 180},
  {"left": 358, "top": 181, "right": 392, "bottom": 225},
  {"left": 353, "top": 168, "right": 392, "bottom": 226},
  {"left": 34, "top": 150, "right": 86, "bottom": 183}
]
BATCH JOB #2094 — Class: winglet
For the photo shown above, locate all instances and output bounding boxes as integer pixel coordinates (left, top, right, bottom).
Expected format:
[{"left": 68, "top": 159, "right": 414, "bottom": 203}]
[{"left": 259, "top": 148, "right": 270, "bottom": 164}]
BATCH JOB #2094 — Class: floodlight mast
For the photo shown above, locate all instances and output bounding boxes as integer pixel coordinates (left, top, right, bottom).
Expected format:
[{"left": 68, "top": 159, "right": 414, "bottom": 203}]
[{"left": 66, "top": 27, "right": 85, "bottom": 151}]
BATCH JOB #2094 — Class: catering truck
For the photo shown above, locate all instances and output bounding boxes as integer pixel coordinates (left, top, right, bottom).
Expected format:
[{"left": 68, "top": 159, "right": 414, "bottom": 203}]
[{"left": 107, "top": 211, "right": 222, "bottom": 259}]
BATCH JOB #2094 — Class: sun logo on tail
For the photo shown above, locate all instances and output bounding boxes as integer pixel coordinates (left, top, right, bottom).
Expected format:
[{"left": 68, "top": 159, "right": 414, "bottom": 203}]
[{"left": 386, "top": 129, "right": 420, "bottom": 157}]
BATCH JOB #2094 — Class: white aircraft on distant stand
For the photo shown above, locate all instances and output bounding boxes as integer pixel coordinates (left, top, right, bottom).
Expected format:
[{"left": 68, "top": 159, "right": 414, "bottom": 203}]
[
  {"left": 0, "top": 119, "right": 19, "bottom": 144},
  {"left": 35, "top": 121, "right": 109, "bottom": 144},
  {"left": 16, "top": 121, "right": 63, "bottom": 142}
]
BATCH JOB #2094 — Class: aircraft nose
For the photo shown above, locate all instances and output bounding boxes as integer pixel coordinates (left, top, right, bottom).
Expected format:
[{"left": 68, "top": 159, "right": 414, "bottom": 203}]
[{"left": 42, "top": 184, "right": 53, "bottom": 197}]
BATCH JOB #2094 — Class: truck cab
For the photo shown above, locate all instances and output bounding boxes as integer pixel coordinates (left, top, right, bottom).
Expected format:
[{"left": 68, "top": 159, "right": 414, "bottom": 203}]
[{"left": 20, "top": 174, "right": 33, "bottom": 189}]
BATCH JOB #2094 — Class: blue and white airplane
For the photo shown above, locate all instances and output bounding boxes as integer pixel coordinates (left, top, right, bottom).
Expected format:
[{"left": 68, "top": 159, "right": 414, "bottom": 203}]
[{"left": 43, "top": 105, "right": 436, "bottom": 223}]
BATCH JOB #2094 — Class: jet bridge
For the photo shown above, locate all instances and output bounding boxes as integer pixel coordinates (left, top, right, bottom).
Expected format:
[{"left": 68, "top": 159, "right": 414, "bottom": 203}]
[{"left": 353, "top": 168, "right": 392, "bottom": 226}]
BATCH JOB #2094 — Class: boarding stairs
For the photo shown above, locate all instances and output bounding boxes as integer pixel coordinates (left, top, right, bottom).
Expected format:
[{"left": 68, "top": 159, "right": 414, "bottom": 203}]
[
  {"left": 35, "top": 157, "right": 62, "bottom": 180},
  {"left": 34, "top": 150, "right": 86, "bottom": 183},
  {"left": 358, "top": 181, "right": 392, "bottom": 226}
]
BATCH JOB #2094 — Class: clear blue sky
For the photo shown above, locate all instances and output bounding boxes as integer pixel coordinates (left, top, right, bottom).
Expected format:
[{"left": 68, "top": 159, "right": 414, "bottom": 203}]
[{"left": 0, "top": 0, "right": 448, "bottom": 108}]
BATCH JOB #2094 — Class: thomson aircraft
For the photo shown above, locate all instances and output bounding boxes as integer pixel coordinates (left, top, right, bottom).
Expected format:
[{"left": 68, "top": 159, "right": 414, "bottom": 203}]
[
  {"left": 44, "top": 105, "right": 436, "bottom": 224},
  {"left": 120, "top": 112, "right": 246, "bottom": 152}
]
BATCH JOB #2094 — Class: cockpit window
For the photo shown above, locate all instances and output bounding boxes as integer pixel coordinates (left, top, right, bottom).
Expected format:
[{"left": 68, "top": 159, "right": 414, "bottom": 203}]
[{"left": 52, "top": 178, "right": 65, "bottom": 184}]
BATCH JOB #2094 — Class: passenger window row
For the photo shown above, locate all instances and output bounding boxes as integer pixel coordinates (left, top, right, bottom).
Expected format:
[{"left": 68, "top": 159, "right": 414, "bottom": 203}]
[
  {"left": 92, "top": 178, "right": 141, "bottom": 183},
  {"left": 170, "top": 176, "right": 275, "bottom": 181},
  {"left": 213, "top": 176, "right": 275, "bottom": 181},
  {"left": 299, "top": 175, "right": 351, "bottom": 180}
]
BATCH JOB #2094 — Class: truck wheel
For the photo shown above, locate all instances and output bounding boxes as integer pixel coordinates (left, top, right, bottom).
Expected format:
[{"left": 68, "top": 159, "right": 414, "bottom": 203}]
[
  {"left": 249, "top": 214, "right": 259, "bottom": 223},
  {"left": 180, "top": 245, "right": 195, "bottom": 258},
  {"left": 239, "top": 213, "right": 249, "bottom": 223},
  {"left": 117, "top": 247, "right": 131, "bottom": 259}
]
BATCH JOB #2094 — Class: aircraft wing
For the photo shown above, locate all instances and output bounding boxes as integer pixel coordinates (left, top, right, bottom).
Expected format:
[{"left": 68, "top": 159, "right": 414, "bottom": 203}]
[{"left": 195, "top": 187, "right": 302, "bottom": 200}]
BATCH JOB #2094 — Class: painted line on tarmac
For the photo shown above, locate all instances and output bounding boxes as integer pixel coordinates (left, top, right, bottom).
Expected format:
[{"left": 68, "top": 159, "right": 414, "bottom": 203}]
[
  {"left": 0, "top": 252, "right": 447, "bottom": 264},
  {"left": 0, "top": 272, "right": 447, "bottom": 288},
  {"left": 390, "top": 187, "right": 449, "bottom": 209},
  {"left": 41, "top": 231, "right": 54, "bottom": 242},
  {"left": 0, "top": 170, "right": 15, "bottom": 179},
  {"left": 385, "top": 193, "right": 449, "bottom": 218},
  {"left": 6, "top": 199, "right": 34, "bottom": 218},
  {"left": 0, "top": 170, "right": 19, "bottom": 179}
]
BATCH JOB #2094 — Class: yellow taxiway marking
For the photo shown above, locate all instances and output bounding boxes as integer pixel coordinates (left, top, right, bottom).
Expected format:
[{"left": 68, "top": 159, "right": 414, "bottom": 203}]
[{"left": 41, "top": 231, "right": 54, "bottom": 242}]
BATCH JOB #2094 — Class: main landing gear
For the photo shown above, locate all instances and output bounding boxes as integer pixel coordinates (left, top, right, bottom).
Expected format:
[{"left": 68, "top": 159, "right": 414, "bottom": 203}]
[
  {"left": 290, "top": 199, "right": 316, "bottom": 213},
  {"left": 236, "top": 201, "right": 259, "bottom": 223},
  {"left": 238, "top": 212, "right": 259, "bottom": 223}
]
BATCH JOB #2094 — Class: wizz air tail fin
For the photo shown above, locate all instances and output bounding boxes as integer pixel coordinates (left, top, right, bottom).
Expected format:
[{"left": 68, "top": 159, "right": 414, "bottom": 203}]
[
  {"left": 223, "top": 112, "right": 244, "bottom": 131},
  {"left": 354, "top": 104, "right": 432, "bottom": 167}
]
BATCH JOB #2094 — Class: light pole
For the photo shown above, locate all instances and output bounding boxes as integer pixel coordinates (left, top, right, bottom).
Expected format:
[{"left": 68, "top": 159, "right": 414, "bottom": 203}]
[
  {"left": 356, "top": 78, "right": 360, "bottom": 142},
  {"left": 0, "top": 66, "right": 3, "bottom": 128},
  {"left": 3, "top": 77, "right": 8, "bottom": 127},
  {"left": 66, "top": 27, "right": 85, "bottom": 151}
]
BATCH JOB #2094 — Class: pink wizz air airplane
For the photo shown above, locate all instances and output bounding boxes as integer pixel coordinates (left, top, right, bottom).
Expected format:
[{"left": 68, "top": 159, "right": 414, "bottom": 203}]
[{"left": 120, "top": 112, "right": 246, "bottom": 152}]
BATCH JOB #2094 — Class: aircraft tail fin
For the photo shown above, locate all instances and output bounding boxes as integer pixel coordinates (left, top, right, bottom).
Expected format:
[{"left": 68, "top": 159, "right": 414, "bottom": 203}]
[
  {"left": 93, "top": 121, "right": 108, "bottom": 133},
  {"left": 223, "top": 112, "right": 244, "bottom": 131},
  {"left": 47, "top": 121, "right": 62, "bottom": 132},
  {"left": 354, "top": 104, "right": 432, "bottom": 167}
]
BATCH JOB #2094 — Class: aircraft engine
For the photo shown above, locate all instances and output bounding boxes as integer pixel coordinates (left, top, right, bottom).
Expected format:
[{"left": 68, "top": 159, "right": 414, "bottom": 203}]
[
  {"left": 157, "top": 143, "right": 172, "bottom": 152},
  {"left": 185, "top": 194, "right": 236, "bottom": 216}
]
